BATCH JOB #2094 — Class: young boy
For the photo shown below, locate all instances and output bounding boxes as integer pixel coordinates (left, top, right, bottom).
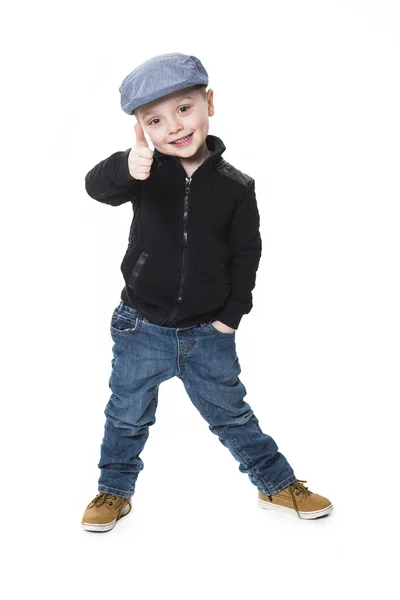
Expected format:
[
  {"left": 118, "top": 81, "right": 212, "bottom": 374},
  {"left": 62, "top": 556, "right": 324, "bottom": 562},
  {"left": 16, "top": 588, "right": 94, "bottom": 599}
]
[{"left": 81, "top": 53, "right": 333, "bottom": 532}]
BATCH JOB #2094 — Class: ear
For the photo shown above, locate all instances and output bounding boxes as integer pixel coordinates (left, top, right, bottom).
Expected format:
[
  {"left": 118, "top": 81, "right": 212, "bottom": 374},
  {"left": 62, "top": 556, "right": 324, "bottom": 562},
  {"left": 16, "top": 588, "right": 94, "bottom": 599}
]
[{"left": 207, "top": 89, "right": 214, "bottom": 115}]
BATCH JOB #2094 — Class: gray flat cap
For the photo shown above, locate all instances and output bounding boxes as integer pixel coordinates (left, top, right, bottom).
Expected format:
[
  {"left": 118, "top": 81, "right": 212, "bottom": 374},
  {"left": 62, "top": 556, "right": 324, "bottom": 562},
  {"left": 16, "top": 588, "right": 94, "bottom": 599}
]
[{"left": 119, "top": 52, "right": 209, "bottom": 115}]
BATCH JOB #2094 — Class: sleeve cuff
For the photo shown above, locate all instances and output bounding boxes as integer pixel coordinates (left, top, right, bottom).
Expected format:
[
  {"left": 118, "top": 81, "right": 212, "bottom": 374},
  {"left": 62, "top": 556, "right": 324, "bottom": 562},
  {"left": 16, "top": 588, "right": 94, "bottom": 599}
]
[
  {"left": 111, "top": 148, "right": 136, "bottom": 185},
  {"left": 214, "top": 297, "right": 248, "bottom": 330}
]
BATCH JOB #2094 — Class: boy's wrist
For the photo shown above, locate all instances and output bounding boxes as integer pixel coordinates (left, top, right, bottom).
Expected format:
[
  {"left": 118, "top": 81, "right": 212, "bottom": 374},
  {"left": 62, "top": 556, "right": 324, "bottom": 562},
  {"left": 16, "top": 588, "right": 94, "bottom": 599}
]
[
  {"left": 214, "top": 299, "right": 244, "bottom": 330},
  {"left": 112, "top": 149, "right": 137, "bottom": 185}
]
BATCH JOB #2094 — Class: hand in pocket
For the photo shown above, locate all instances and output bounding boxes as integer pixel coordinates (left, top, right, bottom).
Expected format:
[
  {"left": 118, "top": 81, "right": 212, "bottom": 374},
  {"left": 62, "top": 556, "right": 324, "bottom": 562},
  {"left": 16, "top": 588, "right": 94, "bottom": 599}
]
[{"left": 211, "top": 320, "right": 236, "bottom": 334}]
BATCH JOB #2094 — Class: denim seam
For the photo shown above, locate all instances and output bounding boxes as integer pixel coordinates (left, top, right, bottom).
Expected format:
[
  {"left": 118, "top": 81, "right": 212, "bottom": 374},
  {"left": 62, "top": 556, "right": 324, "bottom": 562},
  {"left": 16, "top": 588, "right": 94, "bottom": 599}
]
[
  {"left": 260, "top": 474, "right": 297, "bottom": 496},
  {"left": 177, "top": 329, "right": 195, "bottom": 354},
  {"left": 179, "top": 379, "right": 288, "bottom": 495},
  {"left": 251, "top": 424, "right": 297, "bottom": 491},
  {"left": 227, "top": 433, "right": 277, "bottom": 492},
  {"left": 98, "top": 484, "right": 133, "bottom": 497}
]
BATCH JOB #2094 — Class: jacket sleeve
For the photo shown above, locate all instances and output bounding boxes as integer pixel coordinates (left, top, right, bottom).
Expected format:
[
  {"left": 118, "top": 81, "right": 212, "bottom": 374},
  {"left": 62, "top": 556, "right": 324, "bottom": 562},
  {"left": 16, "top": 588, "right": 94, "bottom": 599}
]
[
  {"left": 85, "top": 148, "right": 142, "bottom": 207},
  {"left": 214, "top": 178, "right": 262, "bottom": 330}
]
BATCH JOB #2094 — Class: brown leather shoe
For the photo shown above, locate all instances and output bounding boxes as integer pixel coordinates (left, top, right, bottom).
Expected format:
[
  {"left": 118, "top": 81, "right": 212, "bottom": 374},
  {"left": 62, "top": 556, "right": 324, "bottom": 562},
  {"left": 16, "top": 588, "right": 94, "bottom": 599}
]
[
  {"left": 258, "top": 479, "right": 333, "bottom": 519},
  {"left": 81, "top": 492, "right": 132, "bottom": 532}
]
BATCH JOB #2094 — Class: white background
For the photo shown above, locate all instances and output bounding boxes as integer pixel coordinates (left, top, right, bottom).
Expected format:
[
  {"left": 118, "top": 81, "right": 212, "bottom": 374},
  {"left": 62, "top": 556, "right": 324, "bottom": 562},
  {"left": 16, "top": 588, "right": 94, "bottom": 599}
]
[{"left": 2, "top": 0, "right": 399, "bottom": 597}]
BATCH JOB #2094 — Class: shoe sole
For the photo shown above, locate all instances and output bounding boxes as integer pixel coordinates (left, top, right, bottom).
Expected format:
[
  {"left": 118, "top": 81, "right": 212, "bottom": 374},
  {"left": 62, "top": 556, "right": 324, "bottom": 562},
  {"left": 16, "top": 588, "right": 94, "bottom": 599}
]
[
  {"left": 258, "top": 498, "right": 333, "bottom": 519},
  {"left": 81, "top": 502, "right": 131, "bottom": 532}
]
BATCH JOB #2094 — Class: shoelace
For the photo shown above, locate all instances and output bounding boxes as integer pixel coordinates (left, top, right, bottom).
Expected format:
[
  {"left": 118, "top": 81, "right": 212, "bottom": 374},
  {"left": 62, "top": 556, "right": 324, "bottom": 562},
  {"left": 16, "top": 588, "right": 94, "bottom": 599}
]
[
  {"left": 287, "top": 480, "right": 312, "bottom": 518},
  {"left": 89, "top": 492, "right": 131, "bottom": 516},
  {"left": 91, "top": 492, "right": 118, "bottom": 507},
  {"left": 267, "top": 480, "right": 312, "bottom": 518}
]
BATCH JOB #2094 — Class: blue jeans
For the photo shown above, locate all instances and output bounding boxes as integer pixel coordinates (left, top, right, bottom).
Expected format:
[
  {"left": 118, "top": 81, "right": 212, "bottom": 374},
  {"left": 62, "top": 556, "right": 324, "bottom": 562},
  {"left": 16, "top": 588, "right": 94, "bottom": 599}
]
[{"left": 98, "top": 301, "right": 297, "bottom": 498}]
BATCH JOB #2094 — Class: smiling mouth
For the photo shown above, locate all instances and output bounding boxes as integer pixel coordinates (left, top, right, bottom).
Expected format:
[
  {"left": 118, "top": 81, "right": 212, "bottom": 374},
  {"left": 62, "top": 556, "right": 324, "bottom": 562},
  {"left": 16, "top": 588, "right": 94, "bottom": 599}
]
[{"left": 170, "top": 132, "right": 194, "bottom": 144}]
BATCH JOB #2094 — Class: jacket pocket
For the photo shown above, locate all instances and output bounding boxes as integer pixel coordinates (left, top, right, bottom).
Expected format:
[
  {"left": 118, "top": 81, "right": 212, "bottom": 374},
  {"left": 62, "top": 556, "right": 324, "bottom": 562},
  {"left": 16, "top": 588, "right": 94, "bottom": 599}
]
[
  {"left": 221, "top": 262, "right": 230, "bottom": 296},
  {"left": 128, "top": 251, "right": 150, "bottom": 291}
]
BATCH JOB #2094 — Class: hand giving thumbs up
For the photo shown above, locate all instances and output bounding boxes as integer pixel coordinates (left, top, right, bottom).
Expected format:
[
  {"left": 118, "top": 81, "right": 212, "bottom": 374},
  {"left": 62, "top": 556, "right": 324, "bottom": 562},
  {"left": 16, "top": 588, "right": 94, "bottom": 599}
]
[{"left": 128, "top": 122, "right": 154, "bottom": 180}]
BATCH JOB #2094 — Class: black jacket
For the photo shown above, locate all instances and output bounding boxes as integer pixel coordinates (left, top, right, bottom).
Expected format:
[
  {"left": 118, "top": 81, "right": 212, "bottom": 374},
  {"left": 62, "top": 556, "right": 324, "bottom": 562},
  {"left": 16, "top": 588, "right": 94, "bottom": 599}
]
[{"left": 85, "top": 134, "right": 262, "bottom": 329}]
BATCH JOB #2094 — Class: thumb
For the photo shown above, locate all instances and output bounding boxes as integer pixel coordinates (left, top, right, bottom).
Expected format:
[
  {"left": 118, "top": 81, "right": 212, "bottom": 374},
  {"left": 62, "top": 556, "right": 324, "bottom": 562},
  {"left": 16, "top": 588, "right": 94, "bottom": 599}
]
[{"left": 134, "top": 121, "right": 149, "bottom": 147}]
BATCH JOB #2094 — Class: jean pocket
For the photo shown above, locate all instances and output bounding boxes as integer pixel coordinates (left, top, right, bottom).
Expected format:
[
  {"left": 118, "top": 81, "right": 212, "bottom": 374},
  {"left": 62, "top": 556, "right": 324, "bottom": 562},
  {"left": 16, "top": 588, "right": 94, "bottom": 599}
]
[
  {"left": 207, "top": 321, "right": 236, "bottom": 337},
  {"left": 110, "top": 308, "right": 141, "bottom": 336}
]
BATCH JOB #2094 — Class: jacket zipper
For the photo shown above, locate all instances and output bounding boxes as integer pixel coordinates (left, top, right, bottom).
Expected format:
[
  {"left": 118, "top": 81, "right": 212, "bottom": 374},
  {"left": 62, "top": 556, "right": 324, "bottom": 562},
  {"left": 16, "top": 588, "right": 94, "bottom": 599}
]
[
  {"left": 162, "top": 174, "right": 192, "bottom": 326},
  {"left": 161, "top": 151, "right": 218, "bottom": 327}
]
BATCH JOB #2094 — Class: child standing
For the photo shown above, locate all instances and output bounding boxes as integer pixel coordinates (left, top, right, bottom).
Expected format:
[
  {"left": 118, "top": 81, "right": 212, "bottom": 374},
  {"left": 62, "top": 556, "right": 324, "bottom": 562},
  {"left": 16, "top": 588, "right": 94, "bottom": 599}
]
[{"left": 82, "top": 53, "right": 333, "bottom": 532}]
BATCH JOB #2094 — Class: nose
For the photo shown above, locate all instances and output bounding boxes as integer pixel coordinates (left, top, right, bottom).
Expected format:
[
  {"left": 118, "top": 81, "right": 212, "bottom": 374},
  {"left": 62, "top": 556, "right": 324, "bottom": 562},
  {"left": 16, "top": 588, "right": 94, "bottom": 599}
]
[{"left": 167, "top": 118, "right": 183, "bottom": 136}]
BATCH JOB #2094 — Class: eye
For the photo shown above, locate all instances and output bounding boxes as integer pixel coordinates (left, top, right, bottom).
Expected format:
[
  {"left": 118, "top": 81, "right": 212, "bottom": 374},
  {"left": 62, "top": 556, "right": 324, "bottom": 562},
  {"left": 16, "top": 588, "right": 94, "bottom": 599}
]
[{"left": 148, "top": 106, "right": 190, "bottom": 126}]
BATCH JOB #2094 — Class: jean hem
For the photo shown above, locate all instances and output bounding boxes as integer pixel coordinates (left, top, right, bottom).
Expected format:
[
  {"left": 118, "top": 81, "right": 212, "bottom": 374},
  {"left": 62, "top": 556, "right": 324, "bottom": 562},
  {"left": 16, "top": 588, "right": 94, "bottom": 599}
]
[
  {"left": 98, "top": 485, "right": 133, "bottom": 499},
  {"left": 258, "top": 473, "right": 297, "bottom": 496}
]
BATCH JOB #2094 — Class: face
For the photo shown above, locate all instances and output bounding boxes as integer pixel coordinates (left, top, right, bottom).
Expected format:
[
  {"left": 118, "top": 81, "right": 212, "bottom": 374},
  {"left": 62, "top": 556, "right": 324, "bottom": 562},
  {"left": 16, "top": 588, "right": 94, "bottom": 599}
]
[{"left": 136, "top": 87, "right": 214, "bottom": 158}]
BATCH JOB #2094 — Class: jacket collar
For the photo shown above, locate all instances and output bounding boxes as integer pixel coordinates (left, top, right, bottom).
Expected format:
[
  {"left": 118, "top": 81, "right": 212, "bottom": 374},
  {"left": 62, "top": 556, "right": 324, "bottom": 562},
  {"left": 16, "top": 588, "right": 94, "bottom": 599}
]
[{"left": 153, "top": 134, "right": 226, "bottom": 170}]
